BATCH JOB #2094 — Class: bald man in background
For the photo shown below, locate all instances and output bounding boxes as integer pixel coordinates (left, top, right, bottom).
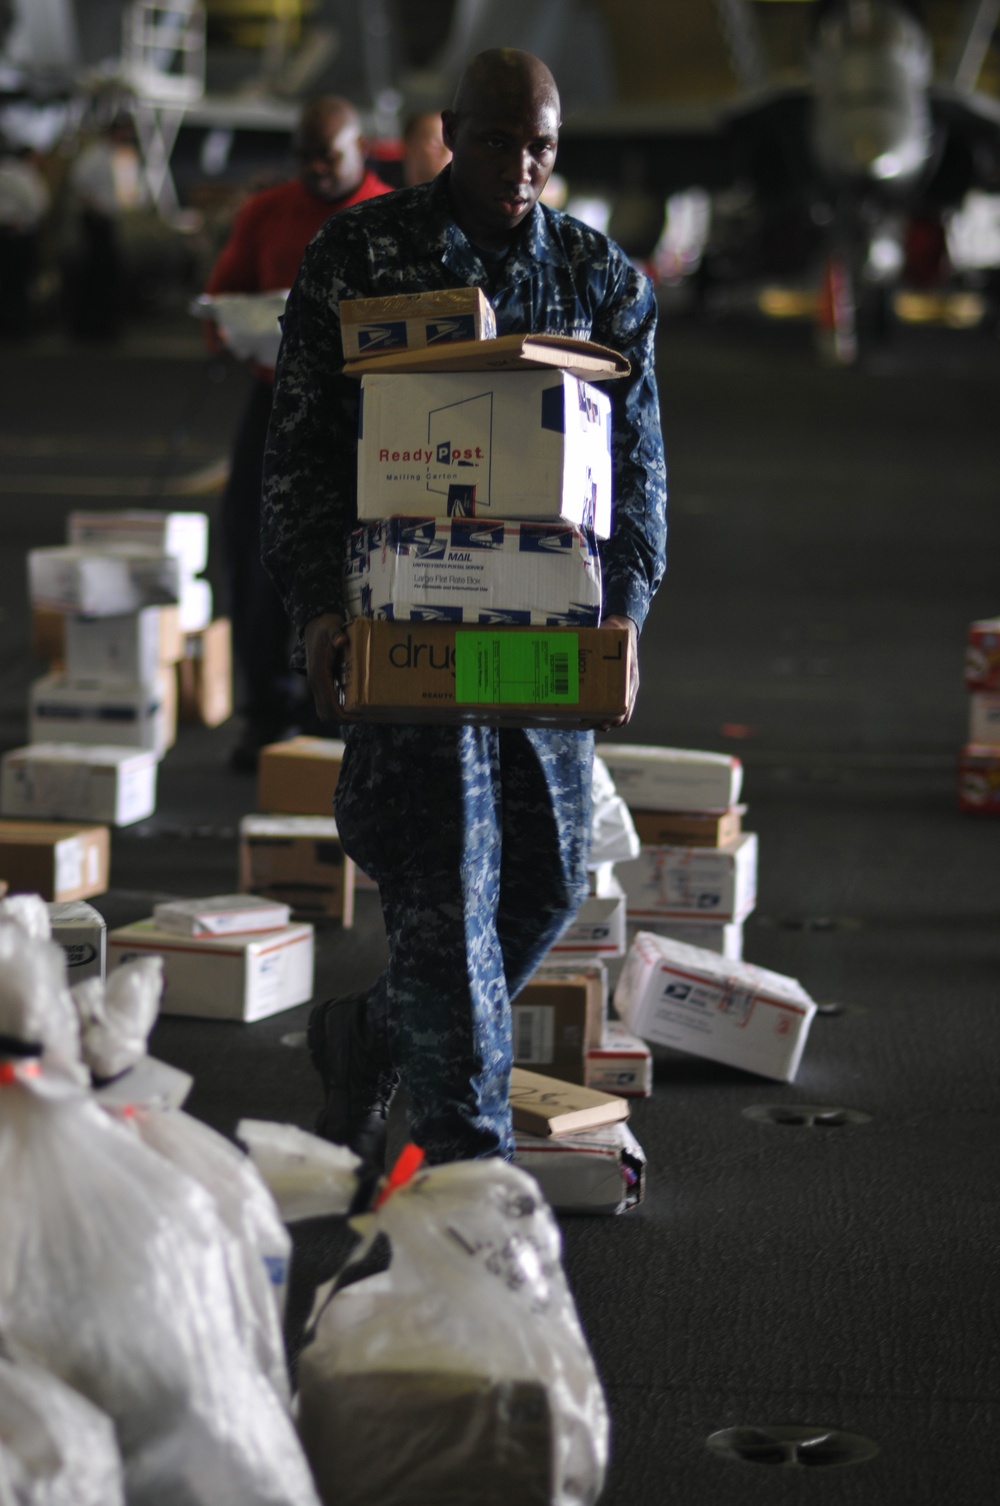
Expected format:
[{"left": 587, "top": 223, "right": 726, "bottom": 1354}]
[
  {"left": 206, "top": 97, "right": 391, "bottom": 770},
  {"left": 264, "top": 51, "right": 666, "bottom": 1168}
]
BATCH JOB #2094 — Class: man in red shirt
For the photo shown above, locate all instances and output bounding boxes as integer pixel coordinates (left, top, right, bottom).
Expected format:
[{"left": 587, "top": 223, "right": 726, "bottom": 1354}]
[{"left": 206, "top": 97, "right": 391, "bottom": 769}]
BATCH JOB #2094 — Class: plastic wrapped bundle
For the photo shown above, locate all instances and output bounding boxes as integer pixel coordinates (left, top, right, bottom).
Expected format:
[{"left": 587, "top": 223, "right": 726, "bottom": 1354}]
[
  {"left": 237, "top": 1119, "right": 361, "bottom": 1222},
  {"left": 0, "top": 919, "right": 81, "bottom": 1075},
  {"left": 589, "top": 756, "right": 640, "bottom": 868},
  {"left": 0, "top": 924, "right": 320, "bottom": 1506},
  {"left": 296, "top": 1157, "right": 608, "bottom": 1506},
  {"left": 0, "top": 1349, "right": 125, "bottom": 1506},
  {"left": 72, "top": 957, "right": 163, "bottom": 1082}
]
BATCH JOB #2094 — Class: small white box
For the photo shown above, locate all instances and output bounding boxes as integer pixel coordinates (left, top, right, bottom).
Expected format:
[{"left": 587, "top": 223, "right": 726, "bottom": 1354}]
[
  {"left": 546, "top": 878, "right": 626, "bottom": 959},
  {"left": 357, "top": 370, "right": 613, "bottom": 537},
  {"left": 513, "top": 1119, "right": 646, "bottom": 1214},
  {"left": 68, "top": 509, "right": 210, "bottom": 578},
  {"left": 344, "top": 516, "right": 602, "bottom": 626},
  {"left": 595, "top": 744, "right": 743, "bottom": 812},
  {"left": 1, "top": 743, "right": 157, "bottom": 826},
  {"left": 48, "top": 899, "right": 106, "bottom": 983},
  {"left": 28, "top": 546, "right": 181, "bottom": 616},
  {"left": 585, "top": 1019, "right": 653, "bottom": 1098},
  {"left": 29, "top": 670, "right": 174, "bottom": 758},
  {"left": 627, "top": 917, "right": 744, "bottom": 961},
  {"left": 617, "top": 834, "right": 758, "bottom": 924},
  {"left": 107, "top": 920, "right": 315, "bottom": 1022},
  {"left": 65, "top": 607, "right": 164, "bottom": 685},
  {"left": 615, "top": 931, "right": 817, "bottom": 1082},
  {"left": 179, "top": 576, "right": 213, "bottom": 632},
  {"left": 969, "top": 691, "right": 1000, "bottom": 745},
  {"left": 153, "top": 894, "right": 291, "bottom": 937}
]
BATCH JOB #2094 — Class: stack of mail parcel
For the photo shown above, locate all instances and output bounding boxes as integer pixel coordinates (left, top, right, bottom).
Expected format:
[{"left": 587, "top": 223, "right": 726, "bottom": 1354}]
[
  {"left": 960, "top": 613, "right": 1000, "bottom": 813},
  {"left": 336, "top": 289, "right": 633, "bottom": 726}
]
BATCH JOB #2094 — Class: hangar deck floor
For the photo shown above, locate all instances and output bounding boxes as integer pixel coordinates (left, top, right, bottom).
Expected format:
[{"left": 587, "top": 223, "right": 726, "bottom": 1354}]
[{"left": 1, "top": 310, "right": 997, "bottom": 1505}]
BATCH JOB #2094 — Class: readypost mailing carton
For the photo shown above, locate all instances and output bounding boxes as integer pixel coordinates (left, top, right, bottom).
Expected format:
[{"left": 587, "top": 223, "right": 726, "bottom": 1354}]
[
  {"left": 107, "top": 919, "right": 315, "bottom": 1022},
  {"left": 1, "top": 743, "right": 157, "bottom": 826},
  {"left": 615, "top": 931, "right": 817, "bottom": 1082},
  {"left": 512, "top": 1120, "right": 646, "bottom": 1214},
  {"left": 239, "top": 815, "right": 355, "bottom": 925},
  {"left": 340, "top": 288, "right": 496, "bottom": 361},
  {"left": 177, "top": 618, "right": 232, "bottom": 727},
  {"left": 256, "top": 737, "right": 346, "bottom": 814},
  {"left": 357, "top": 369, "right": 613, "bottom": 537},
  {"left": 616, "top": 834, "right": 758, "bottom": 924},
  {"left": 29, "top": 670, "right": 175, "bottom": 757},
  {"left": 0, "top": 821, "right": 109, "bottom": 902},
  {"left": 339, "top": 620, "right": 631, "bottom": 728},
  {"left": 595, "top": 744, "right": 743, "bottom": 812},
  {"left": 48, "top": 899, "right": 106, "bottom": 983},
  {"left": 965, "top": 616, "right": 1000, "bottom": 691},
  {"left": 28, "top": 546, "right": 181, "bottom": 616},
  {"left": 344, "top": 516, "right": 602, "bottom": 626},
  {"left": 958, "top": 742, "right": 1000, "bottom": 813},
  {"left": 68, "top": 509, "right": 209, "bottom": 578}
]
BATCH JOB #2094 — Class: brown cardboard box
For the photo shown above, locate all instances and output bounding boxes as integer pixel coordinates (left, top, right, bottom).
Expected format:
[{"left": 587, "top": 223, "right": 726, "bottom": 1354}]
[
  {"left": 256, "top": 737, "right": 346, "bottom": 815},
  {"left": 340, "top": 287, "right": 496, "bottom": 361},
  {"left": 512, "top": 972, "right": 605, "bottom": 1084},
  {"left": 30, "top": 608, "right": 65, "bottom": 666},
  {"left": 0, "top": 820, "right": 109, "bottom": 901},
  {"left": 238, "top": 815, "right": 355, "bottom": 925},
  {"left": 344, "top": 331, "right": 630, "bottom": 379},
  {"left": 157, "top": 605, "right": 183, "bottom": 664},
  {"left": 177, "top": 618, "right": 232, "bottom": 727},
  {"left": 630, "top": 806, "right": 744, "bottom": 848},
  {"left": 340, "top": 620, "right": 631, "bottom": 728},
  {"left": 509, "top": 1067, "right": 629, "bottom": 1138}
]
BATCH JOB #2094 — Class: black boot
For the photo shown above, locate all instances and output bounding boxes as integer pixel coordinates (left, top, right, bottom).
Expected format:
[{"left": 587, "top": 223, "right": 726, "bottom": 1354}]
[{"left": 306, "top": 992, "right": 399, "bottom": 1172}]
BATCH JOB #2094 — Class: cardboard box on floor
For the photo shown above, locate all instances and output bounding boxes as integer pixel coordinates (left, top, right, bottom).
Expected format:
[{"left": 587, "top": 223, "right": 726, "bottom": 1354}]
[
  {"left": 107, "top": 918, "right": 315, "bottom": 1022},
  {"left": 29, "top": 669, "right": 176, "bottom": 758},
  {"left": 965, "top": 616, "right": 1000, "bottom": 691},
  {"left": 340, "top": 287, "right": 496, "bottom": 361},
  {"left": 177, "top": 618, "right": 232, "bottom": 727},
  {"left": 595, "top": 744, "right": 743, "bottom": 813},
  {"left": 513, "top": 1119, "right": 646, "bottom": 1214},
  {"left": 339, "top": 620, "right": 631, "bottom": 728},
  {"left": 0, "top": 820, "right": 109, "bottom": 902},
  {"left": 585, "top": 1020, "right": 653, "bottom": 1098},
  {"left": 629, "top": 806, "right": 744, "bottom": 848},
  {"left": 67, "top": 509, "right": 209, "bottom": 578},
  {"left": 627, "top": 916, "right": 744, "bottom": 962},
  {"left": 512, "top": 969, "right": 605, "bottom": 1084},
  {"left": 545, "top": 876, "right": 627, "bottom": 961},
  {"left": 508, "top": 1066, "right": 629, "bottom": 1138},
  {"left": 48, "top": 899, "right": 106, "bottom": 983},
  {"left": 256, "top": 737, "right": 346, "bottom": 815},
  {"left": 616, "top": 833, "right": 758, "bottom": 925},
  {"left": 239, "top": 815, "right": 355, "bottom": 925},
  {"left": 958, "top": 742, "right": 1000, "bottom": 813},
  {"left": 1, "top": 743, "right": 158, "bottom": 826}
]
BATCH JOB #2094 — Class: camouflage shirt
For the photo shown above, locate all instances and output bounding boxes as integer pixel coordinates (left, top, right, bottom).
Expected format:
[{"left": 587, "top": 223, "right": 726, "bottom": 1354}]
[{"left": 261, "top": 168, "right": 667, "bottom": 644}]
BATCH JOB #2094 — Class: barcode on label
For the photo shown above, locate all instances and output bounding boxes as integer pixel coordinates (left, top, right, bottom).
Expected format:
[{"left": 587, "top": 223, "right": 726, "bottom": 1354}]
[
  {"left": 551, "top": 652, "right": 569, "bottom": 695},
  {"left": 512, "top": 1004, "right": 555, "bottom": 1065}
]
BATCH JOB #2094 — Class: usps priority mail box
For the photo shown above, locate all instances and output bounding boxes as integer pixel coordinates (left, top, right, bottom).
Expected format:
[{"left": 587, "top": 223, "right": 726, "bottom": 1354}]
[
  {"left": 615, "top": 930, "right": 817, "bottom": 1082},
  {"left": 616, "top": 833, "right": 758, "bottom": 924},
  {"left": 344, "top": 516, "right": 602, "bottom": 625},
  {"left": 340, "top": 288, "right": 495, "bottom": 360},
  {"left": 357, "top": 370, "right": 613, "bottom": 538}
]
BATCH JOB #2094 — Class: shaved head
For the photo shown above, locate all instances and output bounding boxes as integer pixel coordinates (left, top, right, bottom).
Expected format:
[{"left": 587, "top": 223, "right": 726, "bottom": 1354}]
[{"left": 443, "top": 50, "right": 561, "bottom": 250}]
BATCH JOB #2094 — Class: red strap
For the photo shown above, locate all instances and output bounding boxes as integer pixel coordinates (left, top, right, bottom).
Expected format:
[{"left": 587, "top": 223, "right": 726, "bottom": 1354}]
[{"left": 374, "top": 1142, "right": 425, "bottom": 1209}]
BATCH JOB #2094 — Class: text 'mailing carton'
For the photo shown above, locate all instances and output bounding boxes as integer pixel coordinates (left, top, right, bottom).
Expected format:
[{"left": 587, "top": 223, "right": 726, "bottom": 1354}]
[
  {"left": 344, "top": 516, "right": 602, "bottom": 626},
  {"left": 595, "top": 744, "right": 743, "bottom": 813},
  {"left": 357, "top": 369, "right": 613, "bottom": 537},
  {"left": 615, "top": 932, "right": 817, "bottom": 1083},
  {"left": 1, "top": 743, "right": 158, "bottom": 826},
  {"left": 339, "top": 288, "right": 496, "bottom": 361}
]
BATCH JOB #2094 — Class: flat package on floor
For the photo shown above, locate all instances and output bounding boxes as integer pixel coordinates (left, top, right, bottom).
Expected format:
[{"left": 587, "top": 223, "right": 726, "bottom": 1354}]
[
  {"left": 107, "top": 919, "right": 315, "bottom": 1021},
  {"left": 67, "top": 509, "right": 209, "bottom": 577},
  {"left": 508, "top": 1067, "right": 630, "bottom": 1138},
  {"left": 239, "top": 815, "right": 356, "bottom": 924},
  {"left": 616, "top": 931, "right": 817, "bottom": 1082},
  {"left": 1, "top": 743, "right": 157, "bottom": 825},
  {"left": 256, "top": 736, "right": 346, "bottom": 814},
  {"left": 340, "top": 287, "right": 496, "bottom": 360},
  {"left": 29, "top": 670, "right": 175, "bottom": 757},
  {"left": 596, "top": 744, "right": 743, "bottom": 812},
  {"left": 357, "top": 369, "right": 613, "bottom": 536},
  {"left": 344, "top": 516, "right": 602, "bottom": 625},
  {"left": 513, "top": 1120, "right": 646, "bottom": 1214},
  {"left": 339, "top": 620, "right": 631, "bottom": 727},
  {"left": 0, "top": 820, "right": 109, "bottom": 902},
  {"left": 48, "top": 899, "right": 106, "bottom": 983},
  {"left": 152, "top": 893, "right": 291, "bottom": 936},
  {"left": 617, "top": 833, "right": 758, "bottom": 923},
  {"left": 28, "top": 546, "right": 181, "bottom": 616}
]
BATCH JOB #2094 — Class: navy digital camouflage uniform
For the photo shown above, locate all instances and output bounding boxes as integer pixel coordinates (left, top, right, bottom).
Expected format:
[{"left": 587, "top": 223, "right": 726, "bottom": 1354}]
[{"left": 262, "top": 168, "right": 666, "bottom": 1163}]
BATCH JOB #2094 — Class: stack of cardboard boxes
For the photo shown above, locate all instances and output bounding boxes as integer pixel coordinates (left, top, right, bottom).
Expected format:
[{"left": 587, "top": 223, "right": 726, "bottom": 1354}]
[{"left": 959, "top": 614, "right": 1000, "bottom": 813}]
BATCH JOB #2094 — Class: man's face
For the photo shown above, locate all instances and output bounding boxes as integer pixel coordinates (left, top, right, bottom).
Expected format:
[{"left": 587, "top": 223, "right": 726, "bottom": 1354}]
[
  {"left": 442, "top": 89, "right": 559, "bottom": 249},
  {"left": 297, "top": 113, "right": 366, "bottom": 202}
]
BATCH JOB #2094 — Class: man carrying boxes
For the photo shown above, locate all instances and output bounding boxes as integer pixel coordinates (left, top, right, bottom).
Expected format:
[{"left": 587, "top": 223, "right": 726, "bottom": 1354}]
[{"left": 262, "top": 49, "right": 667, "bottom": 1168}]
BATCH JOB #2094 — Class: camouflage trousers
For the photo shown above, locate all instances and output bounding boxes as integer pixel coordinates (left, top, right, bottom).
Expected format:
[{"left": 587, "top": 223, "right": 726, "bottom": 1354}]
[{"left": 334, "top": 724, "right": 594, "bottom": 1163}]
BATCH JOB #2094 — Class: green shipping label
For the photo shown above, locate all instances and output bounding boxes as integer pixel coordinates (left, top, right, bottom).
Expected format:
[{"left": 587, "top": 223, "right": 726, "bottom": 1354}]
[{"left": 454, "top": 631, "right": 580, "bottom": 705}]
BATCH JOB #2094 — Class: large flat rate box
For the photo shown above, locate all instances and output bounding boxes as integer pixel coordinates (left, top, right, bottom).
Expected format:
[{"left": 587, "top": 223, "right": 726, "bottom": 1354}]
[
  {"left": 615, "top": 931, "right": 817, "bottom": 1082},
  {"left": 344, "top": 516, "right": 602, "bottom": 626},
  {"left": 357, "top": 369, "right": 613, "bottom": 536},
  {"left": 1, "top": 743, "right": 157, "bottom": 826},
  {"left": 0, "top": 820, "right": 109, "bottom": 902},
  {"left": 616, "top": 833, "right": 758, "bottom": 924},
  {"left": 340, "top": 287, "right": 496, "bottom": 360},
  {"left": 239, "top": 815, "right": 355, "bottom": 925},
  {"left": 595, "top": 744, "right": 743, "bottom": 812},
  {"left": 107, "top": 919, "right": 315, "bottom": 1022},
  {"left": 256, "top": 737, "right": 346, "bottom": 814},
  {"left": 340, "top": 620, "right": 630, "bottom": 728}
]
